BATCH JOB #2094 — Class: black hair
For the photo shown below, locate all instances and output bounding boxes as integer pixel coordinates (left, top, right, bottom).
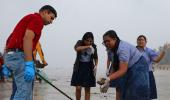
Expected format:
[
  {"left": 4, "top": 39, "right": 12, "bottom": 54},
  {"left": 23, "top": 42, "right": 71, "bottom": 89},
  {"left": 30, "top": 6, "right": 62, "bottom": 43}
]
[
  {"left": 39, "top": 5, "right": 57, "bottom": 18},
  {"left": 82, "top": 32, "right": 94, "bottom": 41},
  {"left": 103, "top": 30, "right": 120, "bottom": 40},
  {"left": 103, "top": 30, "right": 120, "bottom": 71},
  {"left": 137, "top": 35, "right": 147, "bottom": 41}
]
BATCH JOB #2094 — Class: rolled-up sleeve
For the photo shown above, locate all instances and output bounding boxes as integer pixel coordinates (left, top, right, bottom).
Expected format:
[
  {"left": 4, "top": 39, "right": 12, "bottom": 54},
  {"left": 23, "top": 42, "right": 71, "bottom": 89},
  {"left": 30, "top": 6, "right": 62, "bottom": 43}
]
[{"left": 148, "top": 49, "right": 159, "bottom": 61}]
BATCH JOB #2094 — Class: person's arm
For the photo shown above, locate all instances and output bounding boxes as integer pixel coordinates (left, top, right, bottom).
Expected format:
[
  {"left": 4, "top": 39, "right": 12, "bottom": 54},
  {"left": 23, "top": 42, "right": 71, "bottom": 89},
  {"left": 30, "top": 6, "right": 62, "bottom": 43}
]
[
  {"left": 106, "top": 51, "right": 112, "bottom": 69},
  {"left": 108, "top": 44, "right": 129, "bottom": 80},
  {"left": 153, "top": 43, "right": 169, "bottom": 63},
  {"left": 75, "top": 46, "right": 91, "bottom": 52},
  {"left": 93, "top": 45, "right": 98, "bottom": 66},
  {"left": 74, "top": 40, "right": 91, "bottom": 52},
  {"left": 92, "top": 58, "right": 98, "bottom": 76},
  {"left": 94, "top": 58, "right": 98, "bottom": 66},
  {"left": 94, "top": 58, "right": 98, "bottom": 72},
  {"left": 92, "top": 46, "right": 98, "bottom": 76},
  {"left": 107, "top": 58, "right": 110, "bottom": 69},
  {"left": 100, "top": 61, "right": 128, "bottom": 92},
  {"left": 23, "top": 29, "right": 35, "bottom": 61},
  {"left": 148, "top": 47, "right": 165, "bottom": 63},
  {"left": 108, "top": 62, "right": 128, "bottom": 80},
  {"left": 106, "top": 58, "right": 111, "bottom": 76},
  {"left": 33, "top": 44, "right": 38, "bottom": 60},
  {"left": 153, "top": 51, "right": 165, "bottom": 63},
  {"left": 23, "top": 29, "right": 36, "bottom": 82}
]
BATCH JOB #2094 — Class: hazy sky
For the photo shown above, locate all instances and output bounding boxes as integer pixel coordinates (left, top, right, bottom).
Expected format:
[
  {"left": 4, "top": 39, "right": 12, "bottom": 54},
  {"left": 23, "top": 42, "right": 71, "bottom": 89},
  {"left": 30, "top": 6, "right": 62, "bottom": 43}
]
[{"left": 0, "top": 0, "right": 170, "bottom": 71}]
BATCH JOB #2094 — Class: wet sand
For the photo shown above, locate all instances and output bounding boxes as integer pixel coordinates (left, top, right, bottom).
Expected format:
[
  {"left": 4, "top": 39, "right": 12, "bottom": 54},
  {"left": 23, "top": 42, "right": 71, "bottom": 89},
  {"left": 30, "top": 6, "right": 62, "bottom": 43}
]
[{"left": 0, "top": 69, "right": 170, "bottom": 100}]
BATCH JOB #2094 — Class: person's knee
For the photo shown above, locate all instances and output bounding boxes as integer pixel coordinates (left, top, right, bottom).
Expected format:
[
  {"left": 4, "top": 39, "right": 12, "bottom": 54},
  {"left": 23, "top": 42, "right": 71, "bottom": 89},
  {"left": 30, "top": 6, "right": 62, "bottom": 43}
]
[
  {"left": 76, "top": 86, "right": 82, "bottom": 92},
  {"left": 116, "top": 87, "right": 120, "bottom": 92},
  {"left": 85, "top": 87, "right": 90, "bottom": 93}
]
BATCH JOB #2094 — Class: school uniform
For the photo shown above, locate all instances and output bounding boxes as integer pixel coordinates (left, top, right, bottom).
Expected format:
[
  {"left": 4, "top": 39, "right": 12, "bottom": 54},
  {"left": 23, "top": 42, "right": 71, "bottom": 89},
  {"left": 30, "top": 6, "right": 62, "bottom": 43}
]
[
  {"left": 137, "top": 47, "right": 158, "bottom": 99},
  {"left": 110, "top": 40, "right": 150, "bottom": 100},
  {"left": 71, "top": 40, "right": 98, "bottom": 87}
]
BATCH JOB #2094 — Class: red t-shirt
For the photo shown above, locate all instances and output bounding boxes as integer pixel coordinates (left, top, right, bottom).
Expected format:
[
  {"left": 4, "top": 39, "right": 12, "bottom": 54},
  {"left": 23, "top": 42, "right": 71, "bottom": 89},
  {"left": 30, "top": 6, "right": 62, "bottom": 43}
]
[{"left": 6, "top": 13, "right": 44, "bottom": 51}]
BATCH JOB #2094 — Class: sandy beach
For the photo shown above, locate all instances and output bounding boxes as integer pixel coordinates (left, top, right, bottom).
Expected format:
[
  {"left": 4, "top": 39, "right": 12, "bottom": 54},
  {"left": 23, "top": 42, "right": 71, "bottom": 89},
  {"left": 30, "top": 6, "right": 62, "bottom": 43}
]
[{"left": 0, "top": 68, "right": 170, "bottom": 100}]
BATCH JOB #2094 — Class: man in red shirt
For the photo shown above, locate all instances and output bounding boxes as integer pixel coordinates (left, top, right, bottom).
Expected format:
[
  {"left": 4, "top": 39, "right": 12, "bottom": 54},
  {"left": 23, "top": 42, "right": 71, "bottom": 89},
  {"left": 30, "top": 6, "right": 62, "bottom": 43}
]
[{"left": 2, "top": 5, "right": 57, "bottom": 100}]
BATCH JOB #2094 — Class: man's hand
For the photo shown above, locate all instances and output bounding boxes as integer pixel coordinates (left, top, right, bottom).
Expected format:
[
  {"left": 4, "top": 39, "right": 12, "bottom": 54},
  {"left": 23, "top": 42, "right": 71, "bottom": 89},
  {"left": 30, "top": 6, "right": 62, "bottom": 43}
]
[
  {"left": 24, "top": 61, "right": 35, "bottom": 82},
  {"left": 2, "top": 64, "right": 11, "bottom": 79},
  {"left": 100, "top": 77, "right": 110, "bottom": 93}
]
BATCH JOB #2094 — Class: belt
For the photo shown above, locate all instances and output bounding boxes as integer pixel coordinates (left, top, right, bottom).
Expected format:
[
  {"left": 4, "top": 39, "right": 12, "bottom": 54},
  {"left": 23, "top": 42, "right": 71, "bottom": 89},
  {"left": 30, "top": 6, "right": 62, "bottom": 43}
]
[{"left": 5, "top": 48, "right": 23, "bottom": 53}]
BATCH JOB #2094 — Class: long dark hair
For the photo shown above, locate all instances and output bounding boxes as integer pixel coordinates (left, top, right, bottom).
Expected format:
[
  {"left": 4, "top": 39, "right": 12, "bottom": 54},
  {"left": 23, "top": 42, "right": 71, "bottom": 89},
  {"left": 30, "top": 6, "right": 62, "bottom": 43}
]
[
  {"left": 103, "top": 30, "right": 120, "bottom": 71},
  {"left": 103, "top": 30, "right": 120, "bottom": 41},
  {"left": 82, "top": 32, "right": 94, "bottom": 41}
]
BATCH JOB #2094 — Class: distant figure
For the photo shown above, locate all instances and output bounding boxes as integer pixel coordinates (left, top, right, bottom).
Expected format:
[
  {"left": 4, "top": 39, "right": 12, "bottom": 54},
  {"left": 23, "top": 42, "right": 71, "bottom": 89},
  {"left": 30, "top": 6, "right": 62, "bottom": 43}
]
[
  {"left": 71, "top": 32, "right": 98, "bottom": 100},
  {"left": 2, "top": 5, "right": 57, "bottom": 100},
  {"left": 101, "top": 30, "right": 150, "bottom": 100},
  {"left": 136, "top": 35, "right": 168, "bottom": 99}
]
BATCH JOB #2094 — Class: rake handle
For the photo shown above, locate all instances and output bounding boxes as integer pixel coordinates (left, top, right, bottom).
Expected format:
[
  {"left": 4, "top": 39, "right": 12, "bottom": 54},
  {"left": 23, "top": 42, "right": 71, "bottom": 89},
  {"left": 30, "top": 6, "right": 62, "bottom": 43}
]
[{"left": 36, "top": 71, "right": 73, "bottom": 100}]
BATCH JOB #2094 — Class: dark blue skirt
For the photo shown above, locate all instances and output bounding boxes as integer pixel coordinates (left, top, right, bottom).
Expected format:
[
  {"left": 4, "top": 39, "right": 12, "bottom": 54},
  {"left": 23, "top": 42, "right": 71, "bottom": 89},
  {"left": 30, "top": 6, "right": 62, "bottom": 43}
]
[
  {"left": 149, "top": 71, "right": 157, "bottom": 99},
  {"left": 108, "top": 65, "right": 122, "bottom": 88},
  {"left": 109, "top": 78, "right": 122, "bottom": 88},
  {"left": 120, "top": 56, "right": 150, "bottom": 100},
  {"left": 109, "top": 80, "right": 117, "bottom": 87},
  {"left": 109, "top": 68, "right": 125, "bottom": 88},
  {"left": 71, "top": 61, "right": 96, "bottom": 87}
]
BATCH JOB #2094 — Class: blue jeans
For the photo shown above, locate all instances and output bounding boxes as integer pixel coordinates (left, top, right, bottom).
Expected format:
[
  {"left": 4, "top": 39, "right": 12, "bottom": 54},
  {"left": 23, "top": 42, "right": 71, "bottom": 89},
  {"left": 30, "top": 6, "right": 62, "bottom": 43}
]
[{"left": 4, "top": 51, "right": 34, "bottom": 100}]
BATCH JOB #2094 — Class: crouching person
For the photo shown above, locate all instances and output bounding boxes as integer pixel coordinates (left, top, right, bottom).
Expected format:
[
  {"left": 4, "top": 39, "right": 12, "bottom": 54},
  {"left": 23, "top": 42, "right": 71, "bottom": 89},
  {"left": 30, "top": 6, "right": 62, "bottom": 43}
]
[{"left": 101, "top": 30, "right": 150, "bottom": 100}]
